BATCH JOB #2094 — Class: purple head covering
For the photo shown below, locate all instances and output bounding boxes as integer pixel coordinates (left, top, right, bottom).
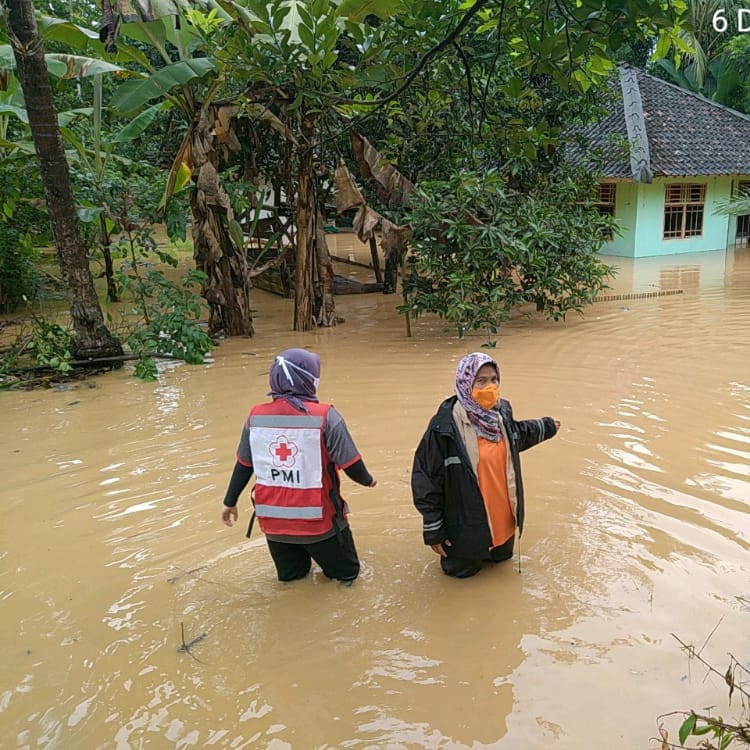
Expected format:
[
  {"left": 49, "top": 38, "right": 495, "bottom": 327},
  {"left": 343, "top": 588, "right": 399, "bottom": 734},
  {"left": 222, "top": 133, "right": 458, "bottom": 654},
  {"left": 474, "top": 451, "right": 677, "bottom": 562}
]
[
  {"left": 268, "top": 348, "right": 321, "bottom": 412},
  {"left": 455, "top": 352, "right": 502, "bottom": 441}
]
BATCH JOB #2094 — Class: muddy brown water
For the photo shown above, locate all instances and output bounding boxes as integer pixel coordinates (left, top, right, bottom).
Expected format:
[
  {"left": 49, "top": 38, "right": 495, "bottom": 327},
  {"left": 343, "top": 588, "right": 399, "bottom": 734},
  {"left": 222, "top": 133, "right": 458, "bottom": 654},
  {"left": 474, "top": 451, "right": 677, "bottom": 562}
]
[{"left": 2, "top": 240, "right": 750, "bottom": 749}]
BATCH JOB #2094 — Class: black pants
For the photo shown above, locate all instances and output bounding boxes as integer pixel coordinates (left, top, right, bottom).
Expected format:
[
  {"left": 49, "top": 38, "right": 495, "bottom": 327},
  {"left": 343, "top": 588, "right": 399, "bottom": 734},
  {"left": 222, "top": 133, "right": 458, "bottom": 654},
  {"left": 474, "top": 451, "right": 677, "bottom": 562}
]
[
  {"left": 266, "top": 526, "right": 360, "bottom": 582},
  {"left": 440, "top": 535, "right": 514, "bottom": 579}
]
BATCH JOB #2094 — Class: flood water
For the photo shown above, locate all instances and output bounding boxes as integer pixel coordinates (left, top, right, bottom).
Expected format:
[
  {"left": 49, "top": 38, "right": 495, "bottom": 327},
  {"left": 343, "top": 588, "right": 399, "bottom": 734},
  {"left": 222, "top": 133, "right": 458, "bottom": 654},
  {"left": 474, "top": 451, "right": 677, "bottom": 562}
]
[{"left": 2, "top": 239, "right": 750, "bottom": 749}]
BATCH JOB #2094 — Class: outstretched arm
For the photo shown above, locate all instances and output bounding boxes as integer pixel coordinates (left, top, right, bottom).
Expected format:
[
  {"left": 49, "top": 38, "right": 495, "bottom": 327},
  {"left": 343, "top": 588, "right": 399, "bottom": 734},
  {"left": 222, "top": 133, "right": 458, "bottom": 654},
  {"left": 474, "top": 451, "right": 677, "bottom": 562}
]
[{"left": 514, "top": 415, "right": 560, "bottom": 452}]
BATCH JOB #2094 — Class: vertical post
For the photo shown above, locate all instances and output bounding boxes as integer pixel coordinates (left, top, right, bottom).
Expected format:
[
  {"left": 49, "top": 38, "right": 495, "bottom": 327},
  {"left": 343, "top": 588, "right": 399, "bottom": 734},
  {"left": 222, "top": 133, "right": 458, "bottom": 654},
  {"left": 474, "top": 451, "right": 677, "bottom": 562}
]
[
  {"left": 383, "top": 249, "right": 400, "bottom": 294},
  {"left": 368, "top": 235, "right": 382, "bottom": 284}
]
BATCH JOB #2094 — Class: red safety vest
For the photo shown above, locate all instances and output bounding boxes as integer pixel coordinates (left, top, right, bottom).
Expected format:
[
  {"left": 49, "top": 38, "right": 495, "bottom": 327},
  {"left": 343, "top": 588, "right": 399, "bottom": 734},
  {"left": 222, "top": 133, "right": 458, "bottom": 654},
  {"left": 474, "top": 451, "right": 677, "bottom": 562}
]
[{"left": 248, "top": 400, "right": 340, "bottom": 537}]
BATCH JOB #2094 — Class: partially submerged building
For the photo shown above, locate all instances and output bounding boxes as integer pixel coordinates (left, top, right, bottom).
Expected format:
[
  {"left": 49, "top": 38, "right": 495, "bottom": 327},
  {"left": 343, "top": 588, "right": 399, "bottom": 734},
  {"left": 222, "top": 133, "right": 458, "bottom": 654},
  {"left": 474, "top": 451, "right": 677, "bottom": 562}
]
[{"left": 573, "top": 64, "right": 750, "bottom": 258}]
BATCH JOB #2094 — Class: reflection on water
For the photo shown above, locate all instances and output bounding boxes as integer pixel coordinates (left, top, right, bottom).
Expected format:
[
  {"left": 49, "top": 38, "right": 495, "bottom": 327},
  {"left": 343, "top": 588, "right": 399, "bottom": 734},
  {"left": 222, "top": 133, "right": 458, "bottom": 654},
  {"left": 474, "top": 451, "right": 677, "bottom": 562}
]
[
  {"left": 606, "top": 248, "right": 732, "bottom": 292},
  {"left": 2, "top": 241, "right": 750, "bottom": 749}
]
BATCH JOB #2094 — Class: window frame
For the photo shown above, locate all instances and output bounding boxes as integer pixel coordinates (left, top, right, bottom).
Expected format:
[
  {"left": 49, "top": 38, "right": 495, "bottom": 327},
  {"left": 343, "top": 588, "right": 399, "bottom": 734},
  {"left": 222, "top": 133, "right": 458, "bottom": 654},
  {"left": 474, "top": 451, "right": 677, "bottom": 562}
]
[
  {"left": 594, "top": 183, "right": 616, "bottom": 215},
  {"left": 734, "top": 180, "right": 750, "bottom": 248},
  {"left": 662, "top": 183, "right": 706, "bottom": 240},
  {"left": 594, "top": 183, "right": 616, "bottom": 240}
]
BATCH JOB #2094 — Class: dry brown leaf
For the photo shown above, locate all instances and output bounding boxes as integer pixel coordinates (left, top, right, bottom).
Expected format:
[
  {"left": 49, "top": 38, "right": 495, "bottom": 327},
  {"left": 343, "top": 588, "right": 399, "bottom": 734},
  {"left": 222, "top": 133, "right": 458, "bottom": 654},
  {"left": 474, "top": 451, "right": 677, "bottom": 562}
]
[
  {"left": 353, "top": 205, "right": 382, "bottom": 242},
  {"left": 333, "top": 159, "right": 365, "bottom": 213},
  {"left": 215, "top": 105, "right": 241, "bottom": 151},
  {"left": 380, "top": 218, "right": 411, "bottom": 259},
  {"left": 350, "top": 130, "right": 414, "bottom": 207}
]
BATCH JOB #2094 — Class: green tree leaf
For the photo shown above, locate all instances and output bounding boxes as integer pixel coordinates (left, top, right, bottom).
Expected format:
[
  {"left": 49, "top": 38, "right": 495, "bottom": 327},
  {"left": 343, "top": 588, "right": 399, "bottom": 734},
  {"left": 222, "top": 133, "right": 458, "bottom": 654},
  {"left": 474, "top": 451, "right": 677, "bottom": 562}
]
[
  {"left": 337, "top": 0, "right": 403, "bottom": 22},
  {"left": 679, "top": 713, "right": 697, "bottom": 745},
  {"left": 112, "top": 103, "right": 167, "bottom": 142},
  {"left": 0, "top": 102, "right": 29, "bottom": 124},
  {"left": 111, "top": 58, "right": 216, "bottom": 113},
  {"left": 45, "top": 54, "right": 127, "bottom": 79}
]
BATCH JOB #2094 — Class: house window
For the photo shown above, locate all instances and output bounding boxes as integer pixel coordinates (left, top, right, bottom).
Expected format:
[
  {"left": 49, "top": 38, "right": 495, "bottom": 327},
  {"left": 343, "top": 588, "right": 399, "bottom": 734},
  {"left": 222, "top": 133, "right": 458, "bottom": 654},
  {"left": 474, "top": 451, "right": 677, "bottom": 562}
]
[
  {"left": 594, "top": 183, "right": 616, "bottom": 217},
  {"left": 735, "top": 181, "right": 750, "bottom": 248},
  {"left": 663, "top": 183, "right": 706, "bottom": 239},
  {"left": 594, "top": 183, "right": 616, "bottom": 240}
]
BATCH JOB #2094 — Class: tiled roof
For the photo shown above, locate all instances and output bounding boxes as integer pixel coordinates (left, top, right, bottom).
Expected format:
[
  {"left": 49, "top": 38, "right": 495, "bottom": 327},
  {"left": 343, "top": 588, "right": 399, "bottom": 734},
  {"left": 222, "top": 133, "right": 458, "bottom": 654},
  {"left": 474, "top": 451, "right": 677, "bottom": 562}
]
[{"left": 568, "top": 64, "right": 750, "bottom": 179}]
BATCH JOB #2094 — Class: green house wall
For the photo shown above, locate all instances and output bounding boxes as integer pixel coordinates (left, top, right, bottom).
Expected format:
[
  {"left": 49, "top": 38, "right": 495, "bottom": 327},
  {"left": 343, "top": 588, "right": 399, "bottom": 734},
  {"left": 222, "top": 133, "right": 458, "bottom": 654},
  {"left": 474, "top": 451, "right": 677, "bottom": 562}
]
[{"left": 601, "top": 175, "right": 750, "bottom": 258}]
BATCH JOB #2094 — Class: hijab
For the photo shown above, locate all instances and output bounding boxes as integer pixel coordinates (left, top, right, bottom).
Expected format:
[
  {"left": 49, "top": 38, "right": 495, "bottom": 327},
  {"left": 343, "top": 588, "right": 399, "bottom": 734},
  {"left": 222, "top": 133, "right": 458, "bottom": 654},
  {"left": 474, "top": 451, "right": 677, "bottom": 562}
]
[
  {"left": 268, "top": 348, "right": 321, "bottom": 412},
  {"left": 454, "top": 351, "right": 502, "bottom": 441}
]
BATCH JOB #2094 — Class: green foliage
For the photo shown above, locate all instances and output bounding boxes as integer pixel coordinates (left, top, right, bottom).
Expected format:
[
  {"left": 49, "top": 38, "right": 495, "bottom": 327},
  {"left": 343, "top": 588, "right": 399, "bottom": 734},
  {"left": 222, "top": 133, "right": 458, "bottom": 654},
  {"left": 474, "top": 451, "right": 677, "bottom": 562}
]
[
  {"left": 0, "top": 158, "right": 48, "bottom": 312},
  {"left": 70, "top": 175, "right": 210, "bottom": 380},
  {"left": 400, "top": 170, "right": 614, "bottom": 341},
  {"left": 657, "top": 638, "right": 750, "bottom": 750},
  {"left": 650, "top": 0, "right": 750, "bottom": 110},
  {"left": 337, "top": 0, "right": 403, "bottom": 22},
  {"left": 23, "top": 306, "right": 74, "bottom": 375},
  {"left": 714, "top": 194, "right": 750, "bottom": 218},
  {"left": 0, "top": 308, "right": 75, "bottom": 385},
  {"left": 0, "top": 227, "right": 41, "bottom": 312},
  {"left": 111, "top": 58, "right": 217, "bottom": 115},
  {"left": 654, "top": 54, "right": 744, "bottom": 106},
  {"left": 119, "top": 268, "right": 213, "bottom": 369},
  {"left": 28, "top": 319, "right": 73, "bottom": 375},
  {"left": 3, "top": 0, "right": 690, "bottom": 345},
  {"left": 726, "top": 35, "right": 750, "bottom": 114},
  {"left": 668, "top": 709, "right": 746, "bottom": 749},
  {"left": 185, "top": 7, "right": 224, "bottom": 38},
  {"left": 112, "top": 213, "right": 212, "bottom": 379}
]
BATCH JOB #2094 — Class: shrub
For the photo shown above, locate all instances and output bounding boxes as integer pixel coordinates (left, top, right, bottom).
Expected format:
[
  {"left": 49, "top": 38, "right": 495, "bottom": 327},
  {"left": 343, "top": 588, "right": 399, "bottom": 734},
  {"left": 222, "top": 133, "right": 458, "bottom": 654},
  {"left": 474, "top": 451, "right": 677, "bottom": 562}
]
[
  {"left": 400, "top": 170, "right": 616, "bottom": 341},
  {"left": 0, "top": 227, "right": 42, "bottom": 313}
]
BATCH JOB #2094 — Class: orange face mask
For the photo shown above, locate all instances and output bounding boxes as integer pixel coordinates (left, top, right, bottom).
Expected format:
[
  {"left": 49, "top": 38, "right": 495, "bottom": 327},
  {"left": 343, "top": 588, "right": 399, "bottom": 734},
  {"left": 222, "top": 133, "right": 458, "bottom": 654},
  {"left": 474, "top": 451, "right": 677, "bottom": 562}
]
[{"left": 471, "top": 383, "right": 499, "bottom": 410}]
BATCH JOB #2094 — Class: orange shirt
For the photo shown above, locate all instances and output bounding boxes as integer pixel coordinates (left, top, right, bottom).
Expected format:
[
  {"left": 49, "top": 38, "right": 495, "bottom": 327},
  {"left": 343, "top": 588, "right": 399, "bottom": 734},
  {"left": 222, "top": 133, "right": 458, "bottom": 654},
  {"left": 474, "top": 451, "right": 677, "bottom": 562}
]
[{"left": 477, "top": 436, "right": 515, "bottom": 548}]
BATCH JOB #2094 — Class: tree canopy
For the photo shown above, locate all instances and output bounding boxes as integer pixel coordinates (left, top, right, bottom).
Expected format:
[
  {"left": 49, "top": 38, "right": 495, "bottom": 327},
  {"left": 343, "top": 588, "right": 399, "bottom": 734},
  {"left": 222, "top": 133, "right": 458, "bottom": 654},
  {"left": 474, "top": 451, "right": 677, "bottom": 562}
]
[{"left": 0, "top": 0, "right": 690, "bottom": 380}]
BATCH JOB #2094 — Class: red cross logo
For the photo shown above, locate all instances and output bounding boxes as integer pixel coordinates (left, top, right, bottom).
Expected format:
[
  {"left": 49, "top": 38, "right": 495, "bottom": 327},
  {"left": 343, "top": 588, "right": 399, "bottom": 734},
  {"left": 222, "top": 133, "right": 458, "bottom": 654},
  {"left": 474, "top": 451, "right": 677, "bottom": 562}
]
[
  {"left": 276, "top": 443, "right": 293, "bottom": 461},
  {"left": 269, "top": 436, "right": 298, "bottom": 467}
]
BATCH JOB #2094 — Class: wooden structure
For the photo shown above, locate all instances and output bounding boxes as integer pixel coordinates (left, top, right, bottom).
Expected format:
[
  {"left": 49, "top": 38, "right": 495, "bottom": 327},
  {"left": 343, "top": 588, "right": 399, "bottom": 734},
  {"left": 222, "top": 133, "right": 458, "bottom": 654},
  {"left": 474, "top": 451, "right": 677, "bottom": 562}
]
[{"left": 244, "top": 204, "right": 384, "bottom": 296}]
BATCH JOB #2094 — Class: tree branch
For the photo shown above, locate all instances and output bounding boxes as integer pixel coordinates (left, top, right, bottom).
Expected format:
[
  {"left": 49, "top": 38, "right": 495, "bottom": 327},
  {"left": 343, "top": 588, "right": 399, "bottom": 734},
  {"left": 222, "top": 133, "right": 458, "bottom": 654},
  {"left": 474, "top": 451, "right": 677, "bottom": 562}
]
[{"left": 310, "top": 0, "right": 491, "bottom": 110}]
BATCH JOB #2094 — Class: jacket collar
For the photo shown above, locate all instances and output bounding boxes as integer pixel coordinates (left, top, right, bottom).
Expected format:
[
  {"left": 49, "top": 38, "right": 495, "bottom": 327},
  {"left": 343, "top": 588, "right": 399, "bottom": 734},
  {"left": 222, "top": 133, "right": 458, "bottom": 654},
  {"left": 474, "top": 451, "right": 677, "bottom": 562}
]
[{"left": 434, "top": 396, "right": 458, "bottom": 433}]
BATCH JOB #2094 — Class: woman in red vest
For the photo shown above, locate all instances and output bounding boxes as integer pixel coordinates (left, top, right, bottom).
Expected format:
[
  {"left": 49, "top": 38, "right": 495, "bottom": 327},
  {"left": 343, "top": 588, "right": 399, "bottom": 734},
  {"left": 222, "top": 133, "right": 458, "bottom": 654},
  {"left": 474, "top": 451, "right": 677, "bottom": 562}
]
[{"left": 221, "top": 348, "right": 377, "bottom": 584}]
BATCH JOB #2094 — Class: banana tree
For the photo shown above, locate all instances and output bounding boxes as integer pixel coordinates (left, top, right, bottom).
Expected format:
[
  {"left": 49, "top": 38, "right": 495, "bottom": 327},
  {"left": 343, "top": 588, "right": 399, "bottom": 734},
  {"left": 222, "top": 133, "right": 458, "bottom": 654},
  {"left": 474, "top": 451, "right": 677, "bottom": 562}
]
[
  {"left": 102, "top": 1, "right": 258, "bottom": 335},
  {"left": 42, "top": 9, "right": 249, "bottom": 326},
  {"left": 101, "top": 0, "right": 407, "bottom": 332},
  {"left": 206, "top": 0, "right": 413, "bottom": 330}
]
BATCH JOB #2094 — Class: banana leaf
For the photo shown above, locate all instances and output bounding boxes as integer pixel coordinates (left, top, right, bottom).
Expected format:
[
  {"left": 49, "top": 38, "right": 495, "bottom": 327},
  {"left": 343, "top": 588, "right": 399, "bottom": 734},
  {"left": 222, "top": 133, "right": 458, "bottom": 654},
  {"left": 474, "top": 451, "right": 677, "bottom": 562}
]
[{"left": 111, "top": 57, "right": 216, "bottom": 113}]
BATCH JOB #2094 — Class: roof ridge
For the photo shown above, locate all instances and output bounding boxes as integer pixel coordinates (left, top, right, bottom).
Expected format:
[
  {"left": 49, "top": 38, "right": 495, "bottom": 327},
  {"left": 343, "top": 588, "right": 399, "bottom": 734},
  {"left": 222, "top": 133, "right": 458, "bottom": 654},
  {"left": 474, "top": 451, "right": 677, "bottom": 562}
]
[
  {"left": 617, "top": 61, "right": 750, "bottom": 125},
  {"left": 618, "top": 64, "right": 652, "bottom": 183},
  {"left": 566, "top": 63, "right": 750, "bottom": 178}
]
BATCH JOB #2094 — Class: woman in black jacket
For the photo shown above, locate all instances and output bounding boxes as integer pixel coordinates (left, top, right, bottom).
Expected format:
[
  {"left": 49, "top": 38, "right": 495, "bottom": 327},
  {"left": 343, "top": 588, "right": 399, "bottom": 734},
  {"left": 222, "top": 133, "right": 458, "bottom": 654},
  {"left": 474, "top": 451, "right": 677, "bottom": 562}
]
[{"left": 411, "top": 352, "right": 560, "bottom": 578}]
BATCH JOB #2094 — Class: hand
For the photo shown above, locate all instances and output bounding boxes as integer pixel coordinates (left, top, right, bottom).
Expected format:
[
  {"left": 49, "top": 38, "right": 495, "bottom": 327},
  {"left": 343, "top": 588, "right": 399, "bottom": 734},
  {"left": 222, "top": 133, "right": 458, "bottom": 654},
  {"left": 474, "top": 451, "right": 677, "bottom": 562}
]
[
  {"left": 222, "top": 505, "right": 238, "bottom": 527},
  {"left": 430, "top": 539, "right": 452, "bottom": 557},
  {"left": 369, "top": 478, "right": 378, "bottom": 488},
  {"left": 554, "top": 420, "right": 561, "bottom": 431}
]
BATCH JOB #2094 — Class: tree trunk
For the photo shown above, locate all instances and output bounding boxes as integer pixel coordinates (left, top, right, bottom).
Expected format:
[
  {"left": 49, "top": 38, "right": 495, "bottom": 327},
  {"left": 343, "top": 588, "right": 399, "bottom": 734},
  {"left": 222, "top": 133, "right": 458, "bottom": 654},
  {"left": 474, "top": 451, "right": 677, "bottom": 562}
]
[
  {"left": 383, "top": 249, "right": 401, "bottom": 294},
  {"left": 294, "top": 112, "right": 336, "bottom": 331},
  {"left": 6, "top": 0, "right": 122, "bottom": 359},
  {"left": 190, "top": 109, "right": 253, "bottom": 336},
  {"left": 369, "top": 235, "right": 383, "bottom": 284},
  {"left": 294, "top": 119, "right": 314, "bottom": 330},
  {"left": 314, "top": 210, "right": 336, "bottom": 326},
  {"left": 99, "top": 214, "right": 118, "bottom": 302}
]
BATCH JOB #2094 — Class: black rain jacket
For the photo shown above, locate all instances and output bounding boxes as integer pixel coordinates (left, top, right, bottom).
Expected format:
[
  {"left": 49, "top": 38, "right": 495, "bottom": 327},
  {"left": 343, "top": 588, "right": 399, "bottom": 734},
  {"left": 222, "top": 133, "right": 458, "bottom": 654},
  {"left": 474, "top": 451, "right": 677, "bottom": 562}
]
[{"left": 411, "top": 396, "right": 557, "bottom": 560}]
